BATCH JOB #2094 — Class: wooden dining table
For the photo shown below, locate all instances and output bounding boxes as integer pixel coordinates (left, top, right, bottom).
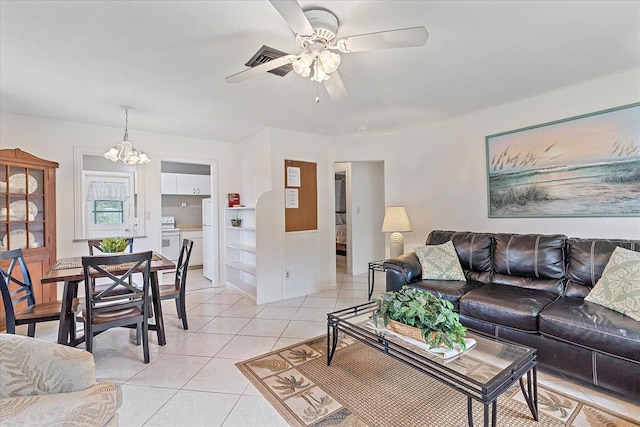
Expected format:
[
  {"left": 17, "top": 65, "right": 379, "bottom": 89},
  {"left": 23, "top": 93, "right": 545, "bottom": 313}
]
[{"left": 41, "top": 252, "right": 176, "bottom": 347}]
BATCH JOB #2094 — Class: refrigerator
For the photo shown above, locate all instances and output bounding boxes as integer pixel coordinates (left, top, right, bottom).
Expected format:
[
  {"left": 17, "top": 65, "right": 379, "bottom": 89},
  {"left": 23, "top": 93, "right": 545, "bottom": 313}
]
[{"left": 202, "top": 198, "right": 214, "bottom": 280}]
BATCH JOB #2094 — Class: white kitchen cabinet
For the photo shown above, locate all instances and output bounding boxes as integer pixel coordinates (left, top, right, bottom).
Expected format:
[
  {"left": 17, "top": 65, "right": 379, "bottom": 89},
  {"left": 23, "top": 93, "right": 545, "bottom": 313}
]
[
  {"left": 180, "top": 229, "right": 203, "bottom": 266},
  {"left": 161, "top": 173, "right": 178, "bottom": 194},
  {"left": 161, "top": 173, "right": 211, "bottom": 195},
  {"left": 177, "top": 174, "right": 210, "bottom": 195}
]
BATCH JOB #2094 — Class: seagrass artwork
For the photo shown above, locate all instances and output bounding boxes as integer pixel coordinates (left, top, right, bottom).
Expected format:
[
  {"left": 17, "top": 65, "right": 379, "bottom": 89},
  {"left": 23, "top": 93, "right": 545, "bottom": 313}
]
[{"left": 486, "top": 103, "right": 640, "bottom": 217}]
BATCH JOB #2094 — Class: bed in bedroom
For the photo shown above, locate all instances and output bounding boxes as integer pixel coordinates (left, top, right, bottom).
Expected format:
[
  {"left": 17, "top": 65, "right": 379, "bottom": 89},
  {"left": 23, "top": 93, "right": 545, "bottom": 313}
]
[{"left": 336, "top": 213, "right": 346, "bottom": 255}]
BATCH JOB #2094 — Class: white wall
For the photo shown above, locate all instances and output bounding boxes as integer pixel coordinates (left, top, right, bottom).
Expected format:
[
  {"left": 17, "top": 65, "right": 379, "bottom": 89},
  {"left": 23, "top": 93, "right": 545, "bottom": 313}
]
[
  {"left": 2, "top": 66, "right": 637, "bottom": 303},
  {"left": 237, "top": 128, "right": 272, "bottom": 206},
  {"left": 0, "top": 113, "right": 238, "bottom": 280},
  {"left": 350, "top": 161, "right": 385, "bottom": 275},
  {"left": 394, "top": 67, "right": 640, "bottom": 251},
  {"left": 270, "top": 128, "right": 333, "bottom": 297},
  {"left": 233, "top": 127, "right": 333, "bottom": 302}
]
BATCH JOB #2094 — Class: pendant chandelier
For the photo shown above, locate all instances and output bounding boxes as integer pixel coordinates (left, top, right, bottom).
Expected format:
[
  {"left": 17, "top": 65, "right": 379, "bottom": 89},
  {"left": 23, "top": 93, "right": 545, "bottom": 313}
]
[{"left": 104, "top": 105, "right": 150, "bottom": 165}]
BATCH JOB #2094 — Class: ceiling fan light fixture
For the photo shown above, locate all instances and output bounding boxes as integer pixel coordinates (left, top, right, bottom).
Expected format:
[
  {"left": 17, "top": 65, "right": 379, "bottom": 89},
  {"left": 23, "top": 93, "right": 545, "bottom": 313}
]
[
  {"left": 319, "top": 49, "right": 341, "bottom": 74},
  {"left": 310, "top": 61, "right": 330, "bottom": 82},
  {"left": 292, "top": 53, "right": 313, "bottom": 77}
]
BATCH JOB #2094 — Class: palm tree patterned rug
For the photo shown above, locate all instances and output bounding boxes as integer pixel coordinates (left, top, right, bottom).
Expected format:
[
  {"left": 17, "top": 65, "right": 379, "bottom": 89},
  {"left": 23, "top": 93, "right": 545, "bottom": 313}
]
[{"left": 236, "top": 334, "right": 640, "bottom": 427}]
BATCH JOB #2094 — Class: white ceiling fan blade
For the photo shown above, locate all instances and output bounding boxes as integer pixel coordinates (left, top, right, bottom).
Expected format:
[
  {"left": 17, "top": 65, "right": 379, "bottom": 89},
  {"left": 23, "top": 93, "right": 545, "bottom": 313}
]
[
  {"left": 336, "top": 27, "right": 428, "bottom": 53},
  {"left": 324, "top": 71, "right": 347, "bottom": 100},
  {"left": 269, "top": 0, "right": 314, "bottom": 37},
  {"left": 226, "top": 54, "right": 297, "bottom": 83}
]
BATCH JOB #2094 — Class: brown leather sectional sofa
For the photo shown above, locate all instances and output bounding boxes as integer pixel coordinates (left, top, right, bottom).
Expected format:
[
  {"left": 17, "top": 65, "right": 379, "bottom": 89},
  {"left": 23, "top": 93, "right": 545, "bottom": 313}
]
[{"left": 383, "top": 230, "right": 640, "bottom": 400}]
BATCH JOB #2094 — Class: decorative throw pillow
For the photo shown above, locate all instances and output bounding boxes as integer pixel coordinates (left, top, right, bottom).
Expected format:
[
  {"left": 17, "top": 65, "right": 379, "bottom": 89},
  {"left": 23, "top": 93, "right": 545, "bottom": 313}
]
[
  {"left": 584, "top": 246, "right": 640, "bottom": 321},
  {"left": 415, "top": 240, "right": 466, "bottom": 281}
]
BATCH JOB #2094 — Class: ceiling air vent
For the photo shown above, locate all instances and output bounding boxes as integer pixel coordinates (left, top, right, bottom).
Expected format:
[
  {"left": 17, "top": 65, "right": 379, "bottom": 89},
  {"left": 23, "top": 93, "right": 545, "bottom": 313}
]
[{"left": 245, "top": 45, "right": 292, "bottom": 77}]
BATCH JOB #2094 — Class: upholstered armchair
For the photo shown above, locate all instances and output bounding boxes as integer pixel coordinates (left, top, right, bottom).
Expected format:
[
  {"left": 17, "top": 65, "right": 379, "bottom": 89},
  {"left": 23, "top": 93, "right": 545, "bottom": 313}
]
[{"left": 0, "top": 334, "right": 122, "bottom": 426}]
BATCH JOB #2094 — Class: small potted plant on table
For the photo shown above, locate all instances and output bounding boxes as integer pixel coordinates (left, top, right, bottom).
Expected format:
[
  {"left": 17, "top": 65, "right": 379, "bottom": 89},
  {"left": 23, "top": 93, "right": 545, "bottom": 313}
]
[
  {"left": 372, "top": 285, "right": 467, "bottom": 350},
  {"left": 100, "top": 236, "right": 129, "bottom": 253}
]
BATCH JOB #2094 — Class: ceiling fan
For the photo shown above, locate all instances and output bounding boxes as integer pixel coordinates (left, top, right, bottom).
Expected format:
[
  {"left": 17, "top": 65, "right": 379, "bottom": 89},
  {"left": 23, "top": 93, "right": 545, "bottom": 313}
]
[{"left": 225, "top": 0, "right": 429, "bottom": 101}]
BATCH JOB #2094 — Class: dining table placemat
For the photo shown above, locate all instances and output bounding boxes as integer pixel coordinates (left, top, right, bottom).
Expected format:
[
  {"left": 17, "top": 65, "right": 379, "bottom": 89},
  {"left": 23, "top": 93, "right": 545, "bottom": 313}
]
[{"left": 53, "top": 253, "right": 162, "bottom": 270}]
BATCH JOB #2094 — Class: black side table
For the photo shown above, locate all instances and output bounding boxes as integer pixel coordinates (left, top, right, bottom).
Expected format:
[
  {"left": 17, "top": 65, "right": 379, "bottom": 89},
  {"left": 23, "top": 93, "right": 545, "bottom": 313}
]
[{"left": 367, "top": 260, "right": 386, "bottom": 300}]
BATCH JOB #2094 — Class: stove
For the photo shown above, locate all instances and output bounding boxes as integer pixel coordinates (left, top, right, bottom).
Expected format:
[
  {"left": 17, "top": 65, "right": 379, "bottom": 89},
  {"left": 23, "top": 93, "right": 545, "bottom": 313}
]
[
  {"left": 161, "top": 216, "right": 180, "bottom": 261},
  {"left": 161, "top": 216, "right": 178, "bottom": 231}
]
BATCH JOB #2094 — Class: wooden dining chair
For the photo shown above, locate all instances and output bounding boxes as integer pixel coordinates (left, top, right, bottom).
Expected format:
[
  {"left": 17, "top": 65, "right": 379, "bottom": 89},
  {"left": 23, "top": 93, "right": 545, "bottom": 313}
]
[
  {"left": 0, "top": 248, "right": 78, "bottom": 338},
  {"left": 158, "top": 239, "right": 193, "bottom": 330},
  {"left": 80, "top": 251, "right": 153, "bottom": 363},
  {"left": 87, "top": 237, "right": 136, "bottom": 293}
]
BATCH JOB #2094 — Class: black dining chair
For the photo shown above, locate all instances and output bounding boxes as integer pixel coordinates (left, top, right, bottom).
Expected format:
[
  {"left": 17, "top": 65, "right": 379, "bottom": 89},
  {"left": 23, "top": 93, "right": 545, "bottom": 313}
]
[
  {"left": 0, "top": 248, "right": 78, "bottom": 338},
  {"left": 87, "top": 237, "right": 136, "bottom": 293},
  {"left": 158, "top": 239, "right": 193, "bottom": 330},
  {"left": 79, "top": 251, "right": 153, "bottom": 363}
]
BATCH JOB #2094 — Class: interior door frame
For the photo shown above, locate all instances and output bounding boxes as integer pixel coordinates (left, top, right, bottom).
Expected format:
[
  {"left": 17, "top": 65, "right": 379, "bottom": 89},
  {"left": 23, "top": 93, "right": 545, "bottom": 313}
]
[{"left": 156, "top": 156, "right": 219, "bottom": 285}]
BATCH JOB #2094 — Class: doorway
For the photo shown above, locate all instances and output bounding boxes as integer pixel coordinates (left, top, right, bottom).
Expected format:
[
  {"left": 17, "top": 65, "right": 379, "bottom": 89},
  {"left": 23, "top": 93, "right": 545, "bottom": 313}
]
[
  {"left": 334, "top": 168, "right": 347, "bottom": 273},
  {"left": 158, "top": 158, "right": 218, "bottom": 286},
  {"left": 334, "top": 161, "right": 385, "bottom": 276}
]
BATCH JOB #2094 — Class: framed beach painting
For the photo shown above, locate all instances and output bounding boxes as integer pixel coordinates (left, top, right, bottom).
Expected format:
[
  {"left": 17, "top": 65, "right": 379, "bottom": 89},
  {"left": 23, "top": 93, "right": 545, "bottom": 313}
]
[{"left": 486, "top": 103, "right": 640, "bottom": 217}]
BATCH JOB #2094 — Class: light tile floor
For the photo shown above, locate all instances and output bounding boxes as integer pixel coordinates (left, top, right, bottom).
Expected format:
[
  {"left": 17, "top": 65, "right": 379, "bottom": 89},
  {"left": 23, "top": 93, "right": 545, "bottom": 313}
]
[{"left": 17, "top": 259, "right": 640, "bottom": 426}]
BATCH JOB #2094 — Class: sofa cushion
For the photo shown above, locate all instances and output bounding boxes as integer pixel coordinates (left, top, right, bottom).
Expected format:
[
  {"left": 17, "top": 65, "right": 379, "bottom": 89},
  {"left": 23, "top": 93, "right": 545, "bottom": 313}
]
[
  {"left": 540, "top": 297, "right": 640, "bottom": 362},
  {"left": 566, "top": 237, "right": 640, "bottom": 298},
  {"left": 426, "top": 230, "right": 493, "bottom": 274},
  {"left": 493, "top": 233, "right": 566, "bottom": 294},
  {"left": 404, "top": 279, "right": 485, "bottom": 311},
  {"left": 584, "top": 246, "right": 640, "bottom": 321},
  {"left": 0, "top": 382, "right": 122, "bottom": 427},
  {"left": 459, "top": 283, "right": 558, "bottom": 332},
  {"left": 0, "top": 334, "right": 95, "bottom": 397},
  {"left": 415, "top": 241, "right": 465, "bottom": 281}
]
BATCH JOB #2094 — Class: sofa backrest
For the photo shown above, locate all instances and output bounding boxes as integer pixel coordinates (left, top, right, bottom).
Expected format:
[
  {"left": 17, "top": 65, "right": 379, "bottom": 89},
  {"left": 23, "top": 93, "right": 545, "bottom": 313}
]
[
  {"left": 426, "top": 230, "right": 493, "bottom": 283},
  {"left": 492, "top": 233, "right": 566, "bottom": 295},
  {"left": 425, "top": 230, "right": 638, "bottom": 297},
  {"left": 565, "top": 237, "right": 640, "bottom": 298}
]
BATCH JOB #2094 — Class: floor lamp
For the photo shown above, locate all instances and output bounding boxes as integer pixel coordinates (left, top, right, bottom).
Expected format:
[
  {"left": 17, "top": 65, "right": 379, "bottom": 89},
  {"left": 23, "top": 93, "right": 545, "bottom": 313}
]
[{"left": 381, "top": 206, "right": 412, "bottom": 259}]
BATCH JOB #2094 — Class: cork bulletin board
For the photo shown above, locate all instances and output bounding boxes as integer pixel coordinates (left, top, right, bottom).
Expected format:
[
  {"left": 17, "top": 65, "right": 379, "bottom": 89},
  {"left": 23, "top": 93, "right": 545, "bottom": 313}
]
[{"left": 284, "top": 159, "right": 317, "bottom": 232}]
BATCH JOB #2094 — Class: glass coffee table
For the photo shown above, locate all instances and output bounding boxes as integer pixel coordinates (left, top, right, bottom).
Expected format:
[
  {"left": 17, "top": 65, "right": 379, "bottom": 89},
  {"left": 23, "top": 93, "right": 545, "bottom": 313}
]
[{"left": 327, "top": 302, "right": 538, "bottom": 427}]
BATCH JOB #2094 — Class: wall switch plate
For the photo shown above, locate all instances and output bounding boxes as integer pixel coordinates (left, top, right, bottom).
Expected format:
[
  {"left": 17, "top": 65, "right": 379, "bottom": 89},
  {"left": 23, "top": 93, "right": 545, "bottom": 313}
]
[{"left": 285, "top": 270, "right": 291, "bottom": 279}]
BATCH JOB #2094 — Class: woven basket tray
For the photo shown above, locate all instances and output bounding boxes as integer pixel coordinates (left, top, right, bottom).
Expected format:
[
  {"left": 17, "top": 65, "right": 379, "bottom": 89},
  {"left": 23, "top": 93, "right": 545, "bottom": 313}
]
[{"left": 387, "top": 320, "right": 427, "bottom": 342}]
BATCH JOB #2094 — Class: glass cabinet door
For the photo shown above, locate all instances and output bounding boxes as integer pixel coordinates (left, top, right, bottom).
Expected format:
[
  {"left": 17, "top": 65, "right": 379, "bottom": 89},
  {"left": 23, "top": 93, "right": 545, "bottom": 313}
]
[{"left": 0, "top": 164, "right": 47, "bottom": 251}]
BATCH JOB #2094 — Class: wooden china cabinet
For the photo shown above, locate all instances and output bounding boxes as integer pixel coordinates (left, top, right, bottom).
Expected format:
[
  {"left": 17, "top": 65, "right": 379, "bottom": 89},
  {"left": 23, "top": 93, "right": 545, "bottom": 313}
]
[{"left": 0, "top": 148, "right": 59, "bottom": 318}]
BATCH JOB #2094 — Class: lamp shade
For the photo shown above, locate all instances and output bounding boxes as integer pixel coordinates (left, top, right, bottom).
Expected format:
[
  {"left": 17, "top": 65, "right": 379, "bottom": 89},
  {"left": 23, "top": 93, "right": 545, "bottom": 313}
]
[{"left": 381, "top": 206, "right": 412, "bottom": 232}]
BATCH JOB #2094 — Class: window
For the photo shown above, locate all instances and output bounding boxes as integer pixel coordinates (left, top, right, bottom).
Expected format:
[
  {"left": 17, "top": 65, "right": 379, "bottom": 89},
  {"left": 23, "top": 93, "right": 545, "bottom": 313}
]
[
  {"left": 93, "top": 200, "right": 124, "bottom": 224},
  {"left": 82, "top": 172, "right": 134, "bottom": 238}
]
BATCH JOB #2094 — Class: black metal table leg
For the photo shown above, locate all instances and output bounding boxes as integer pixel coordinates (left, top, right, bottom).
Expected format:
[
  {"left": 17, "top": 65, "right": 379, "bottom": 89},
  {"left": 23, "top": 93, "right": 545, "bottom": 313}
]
[
  {"left": 327, "top": 318, "right": 339, "bottom": 365},
  {"left": 367, "top": 263, "right": 374, "bottom": 300},
  {"left": 519, "top": 367, "right": 539, "bottom": 421}
]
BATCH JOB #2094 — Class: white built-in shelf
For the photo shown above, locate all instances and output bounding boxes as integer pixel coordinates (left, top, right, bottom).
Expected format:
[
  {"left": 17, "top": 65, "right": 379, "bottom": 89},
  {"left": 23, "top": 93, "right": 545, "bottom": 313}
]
[
  {"left": 226, "top": 206, "right": 256, "bottom": 210},
  {"left": 226, "top": 243, "right": 256, "bottom": 253},
  {"left": 226, "top": 279, "right": 257, "bottom": 303},
  {"left": 226, "top": 225, "right": 256, "bottom": 231},
  {"left": 226, "top": 261, "right": 256, "bottom": 276}
]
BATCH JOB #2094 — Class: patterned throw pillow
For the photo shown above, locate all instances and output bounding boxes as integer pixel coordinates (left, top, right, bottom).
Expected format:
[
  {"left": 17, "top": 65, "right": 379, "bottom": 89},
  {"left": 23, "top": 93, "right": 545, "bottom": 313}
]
[
  {"left": 584, "top": 246, "right": 640, "bottom": 321},
  {"left": 415, "top": 240, "right": 466, "bottom": 281}
]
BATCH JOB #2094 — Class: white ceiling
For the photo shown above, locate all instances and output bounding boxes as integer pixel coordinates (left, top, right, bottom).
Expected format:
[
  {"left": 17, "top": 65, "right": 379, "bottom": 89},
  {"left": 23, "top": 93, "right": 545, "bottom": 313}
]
[{"left": 1, "top": 1, "right": 639, "bottom": 143}]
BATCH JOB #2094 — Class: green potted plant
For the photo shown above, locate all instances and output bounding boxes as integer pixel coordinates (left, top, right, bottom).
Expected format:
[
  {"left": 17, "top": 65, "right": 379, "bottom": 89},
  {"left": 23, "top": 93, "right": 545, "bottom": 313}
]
[
  {"left": 99, "top": 236, "right": 129, "bottom": 253},
  {"left": 372, "top": 286, "right": 467, "bottom": 350}
]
